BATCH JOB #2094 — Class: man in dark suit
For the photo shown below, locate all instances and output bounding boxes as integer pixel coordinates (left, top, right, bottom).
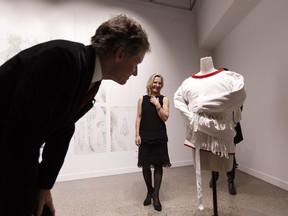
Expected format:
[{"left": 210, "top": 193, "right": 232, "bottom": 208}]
[{"left": 0, "top": 14, "right": 150, "bottom": 216}]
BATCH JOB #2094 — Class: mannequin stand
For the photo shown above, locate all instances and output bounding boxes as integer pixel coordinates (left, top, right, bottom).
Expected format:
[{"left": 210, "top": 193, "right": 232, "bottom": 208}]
[{"left": 212, "top": 171, "right": 218, "bottom": 216}]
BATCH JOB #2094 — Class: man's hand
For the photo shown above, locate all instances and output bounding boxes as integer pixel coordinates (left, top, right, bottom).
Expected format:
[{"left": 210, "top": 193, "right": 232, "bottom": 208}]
[{"left": 35, "top": 189, "right": 55, "bottom": 216}]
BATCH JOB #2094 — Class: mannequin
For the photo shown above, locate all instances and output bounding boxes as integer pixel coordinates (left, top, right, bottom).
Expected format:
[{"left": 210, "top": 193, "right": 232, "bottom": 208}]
[
  {"left": 174, "top": 56, "right": 246, "bottom": 209},
  {"left": 198, "top": 56, "right": 217, "bottom": 75},
  {"left": 192, "top": 149, "right": 233, "bottom": 171},
  {"left": 194, "top": 56, "right": 233, "bottom": 171}
]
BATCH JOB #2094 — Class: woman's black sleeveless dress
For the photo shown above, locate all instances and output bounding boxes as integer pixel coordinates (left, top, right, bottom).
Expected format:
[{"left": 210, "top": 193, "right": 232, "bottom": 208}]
[{"left": 137, "top": 95, "right": 171, "bottom": 168}]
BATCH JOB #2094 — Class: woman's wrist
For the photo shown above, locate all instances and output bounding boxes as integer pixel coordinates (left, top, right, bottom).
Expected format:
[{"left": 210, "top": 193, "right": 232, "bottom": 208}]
[{"left": 156, "top": 105, "right": 161, "bottom": 110}]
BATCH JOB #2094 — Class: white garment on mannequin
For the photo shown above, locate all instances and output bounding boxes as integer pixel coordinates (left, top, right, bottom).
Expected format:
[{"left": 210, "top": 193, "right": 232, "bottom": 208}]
[
  {"left": 174, "top": 56, "right": 246, "bottom": 209},
  {"left": 197, "top": 56, "right": 232, "bottom": 210},
  {"left": 197, "top": 56, "right": 233, "bottom": 171},
  {"left": 194, "top": 57, "right": 233, "bottom": 172}
]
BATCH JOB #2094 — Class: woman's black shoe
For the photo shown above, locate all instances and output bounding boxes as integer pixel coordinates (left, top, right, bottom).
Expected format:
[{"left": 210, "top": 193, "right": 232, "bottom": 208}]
[
  {"left": 153, "top": 202, "right": 162, "bottom": 211},
  {"left": 152, "top": 192, "right": 162, "bottom": 211},
  {"left": 143, "top": 198, "right": 151, "bottom": 206},
  {"left": 143, "top": 188, "right": 154, "bottom": 206}
]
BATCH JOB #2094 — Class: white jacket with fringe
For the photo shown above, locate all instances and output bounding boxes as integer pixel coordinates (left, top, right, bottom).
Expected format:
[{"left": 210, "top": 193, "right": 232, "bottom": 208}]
[{"left": 174, "top": 69, "right": 246, "bottom": 158}]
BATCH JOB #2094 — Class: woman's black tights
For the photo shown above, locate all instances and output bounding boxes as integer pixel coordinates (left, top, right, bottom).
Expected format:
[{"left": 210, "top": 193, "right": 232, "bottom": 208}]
[{"left": 142, "top": 165, "right": 163, "bottom": 204}]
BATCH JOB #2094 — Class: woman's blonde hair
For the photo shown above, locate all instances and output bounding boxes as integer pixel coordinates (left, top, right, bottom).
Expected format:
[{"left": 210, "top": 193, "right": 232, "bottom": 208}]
[{"left": 146, "top": 73, "right": 164, "bottom": 95}]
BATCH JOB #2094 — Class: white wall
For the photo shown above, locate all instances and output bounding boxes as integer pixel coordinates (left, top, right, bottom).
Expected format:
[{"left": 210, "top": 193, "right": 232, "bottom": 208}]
[
  {"left": 2, "top": 0, "right": 287, "bottom": 192},
  {"left": 210, "top": 0, "right": 288, "bottom": 191},
  {"left": 0, "top": 0, "right": 211, "bottom": 181},
  {"left": 195, "top": 0, "right": 261, "bottom": 49}
]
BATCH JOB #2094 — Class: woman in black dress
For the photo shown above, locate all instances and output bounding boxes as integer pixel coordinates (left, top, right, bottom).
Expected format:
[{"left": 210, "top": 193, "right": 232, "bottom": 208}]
[{"left": 135, "top": 73, "right": 171, "bottom": 212}]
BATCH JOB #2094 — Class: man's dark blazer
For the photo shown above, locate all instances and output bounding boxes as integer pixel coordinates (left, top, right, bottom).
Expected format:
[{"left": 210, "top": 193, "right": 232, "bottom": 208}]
[
  {"left": 234, "top": 106, "right": 244, "bottom": 144},
  {"left": 234, "top": 122, "right": 243, "bottom": 144},
  {"left": 0, "top": 40, "right": 98, "bottom": 193}
]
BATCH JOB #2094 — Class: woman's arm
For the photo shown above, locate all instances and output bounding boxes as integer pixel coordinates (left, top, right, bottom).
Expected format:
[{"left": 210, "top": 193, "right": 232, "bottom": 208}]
[{"left": 156, "top": 96, "right": 169, "bottom": 122}]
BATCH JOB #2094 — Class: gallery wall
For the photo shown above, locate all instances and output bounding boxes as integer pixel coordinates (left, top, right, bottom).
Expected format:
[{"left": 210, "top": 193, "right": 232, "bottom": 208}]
[
  {"left": 2, "top": 0, "right": 287, "bottom": 192},
  {"left": 0, "top": 0, "right": 211, "bottom": 181},
  {"left": 204, "top": 0, "right": 288, "bottom": 191}
]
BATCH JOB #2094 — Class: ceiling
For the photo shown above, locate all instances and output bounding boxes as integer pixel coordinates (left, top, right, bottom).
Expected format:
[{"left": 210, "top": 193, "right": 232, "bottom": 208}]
[{"left": 138, "top": 0, "right": 197, "bottom": 11}]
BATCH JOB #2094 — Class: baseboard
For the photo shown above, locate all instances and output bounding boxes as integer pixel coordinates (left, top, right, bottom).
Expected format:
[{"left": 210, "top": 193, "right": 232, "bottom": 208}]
[
  {"left": 238, "top": 164, "right": 288, "bottom": 191},
  {"left": 56, "top": 160, "right": 193, "bottom": 182}
]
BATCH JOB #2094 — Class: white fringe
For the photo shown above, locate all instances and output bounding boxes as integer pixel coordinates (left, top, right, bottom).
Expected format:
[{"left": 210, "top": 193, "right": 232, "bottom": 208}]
[{"left": 185, "top": 110, "right": 241, "bottom": 158}]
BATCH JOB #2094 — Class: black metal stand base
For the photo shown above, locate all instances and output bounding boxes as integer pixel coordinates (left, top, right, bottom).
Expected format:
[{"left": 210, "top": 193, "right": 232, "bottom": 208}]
[{"left": 212, "top": 171, "right": 218, "bottom": 216}]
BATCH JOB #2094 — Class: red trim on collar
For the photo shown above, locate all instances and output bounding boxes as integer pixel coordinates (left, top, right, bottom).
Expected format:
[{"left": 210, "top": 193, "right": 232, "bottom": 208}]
[{"left": 191, "top": 68, "right": 224, "bottom": 78}]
